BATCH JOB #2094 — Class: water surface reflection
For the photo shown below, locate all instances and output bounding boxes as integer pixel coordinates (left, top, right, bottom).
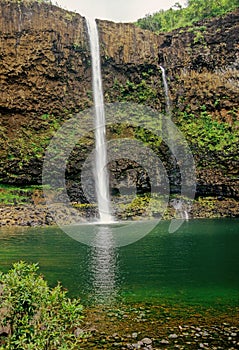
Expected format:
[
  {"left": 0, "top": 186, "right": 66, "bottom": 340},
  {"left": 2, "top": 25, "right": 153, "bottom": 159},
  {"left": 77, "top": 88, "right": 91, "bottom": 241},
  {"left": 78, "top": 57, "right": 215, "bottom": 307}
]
[
  {"left": 0, "top": 219, "right": 239, "bottom": 307},
  {"left": 88, "top": 226, "right": 118, "bottom": 303}
]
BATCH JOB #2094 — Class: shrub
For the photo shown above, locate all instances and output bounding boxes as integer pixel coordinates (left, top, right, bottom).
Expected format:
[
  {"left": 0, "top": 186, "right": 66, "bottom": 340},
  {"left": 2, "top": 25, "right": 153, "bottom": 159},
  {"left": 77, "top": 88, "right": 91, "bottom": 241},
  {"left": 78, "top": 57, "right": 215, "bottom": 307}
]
[{"left": 0, "top": 261, "right": 84, "bottom": 349}]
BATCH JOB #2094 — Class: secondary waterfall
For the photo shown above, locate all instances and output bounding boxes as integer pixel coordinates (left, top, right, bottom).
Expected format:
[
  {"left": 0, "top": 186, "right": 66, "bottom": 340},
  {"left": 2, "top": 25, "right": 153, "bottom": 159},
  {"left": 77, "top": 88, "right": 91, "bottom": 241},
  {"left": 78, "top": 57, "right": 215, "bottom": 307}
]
[
  {"left": 86, "top": 18, "right": 113, "bottom": 223},
  {"left": 160, "top": 66, "right": 189, "bottom": 222},
  {"left": 160, "top": 66, "right": 171, "bottom": 114}
]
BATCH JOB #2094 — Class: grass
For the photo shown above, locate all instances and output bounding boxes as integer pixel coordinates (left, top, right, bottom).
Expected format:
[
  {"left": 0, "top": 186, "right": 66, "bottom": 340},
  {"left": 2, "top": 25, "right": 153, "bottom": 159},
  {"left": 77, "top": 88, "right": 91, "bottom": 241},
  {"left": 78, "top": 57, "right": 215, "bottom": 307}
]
[{"left": 0, "top": 184, "right": 42, "bottom": 205}]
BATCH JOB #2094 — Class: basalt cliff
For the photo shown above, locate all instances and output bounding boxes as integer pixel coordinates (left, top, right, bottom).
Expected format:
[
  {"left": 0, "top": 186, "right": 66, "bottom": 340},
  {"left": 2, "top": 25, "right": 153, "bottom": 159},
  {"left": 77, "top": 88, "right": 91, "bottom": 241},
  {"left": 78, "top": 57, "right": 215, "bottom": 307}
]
[{"left": 0, "top": 1, "right": 238, "bottom": 220}]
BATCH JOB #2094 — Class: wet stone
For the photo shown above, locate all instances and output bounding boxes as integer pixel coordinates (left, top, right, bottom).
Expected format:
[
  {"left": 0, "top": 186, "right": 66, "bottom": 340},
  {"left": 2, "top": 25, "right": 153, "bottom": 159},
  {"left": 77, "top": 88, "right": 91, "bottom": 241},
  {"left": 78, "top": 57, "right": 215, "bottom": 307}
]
[
  {"left": 132, "top": 332, "right": 138, "bottom": 339},
  {"left": 201, "top": 330, "right": 209, "bottom": 336},
  {"left": 169, "top": 333, "right": 178, "bottom": 339},
  {"left": 141, "top": 337, "right": 152, "bottom": 345},
  {"left": 137, "top": 341, "right": 144, "bottom": 346}
]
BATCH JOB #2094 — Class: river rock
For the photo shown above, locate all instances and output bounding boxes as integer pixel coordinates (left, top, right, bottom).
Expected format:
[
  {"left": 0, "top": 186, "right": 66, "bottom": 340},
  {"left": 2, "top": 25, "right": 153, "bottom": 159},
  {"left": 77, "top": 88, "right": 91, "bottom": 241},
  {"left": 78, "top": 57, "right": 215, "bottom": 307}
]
[
  {"left": 132, "top": 332, "right": 138, "bottom": 338},
  {"left": 141, "top": 337, "right": 152, "bottom": 345},
  {"left": 168, "top": 333, "right": 178, "bottom": 339}
]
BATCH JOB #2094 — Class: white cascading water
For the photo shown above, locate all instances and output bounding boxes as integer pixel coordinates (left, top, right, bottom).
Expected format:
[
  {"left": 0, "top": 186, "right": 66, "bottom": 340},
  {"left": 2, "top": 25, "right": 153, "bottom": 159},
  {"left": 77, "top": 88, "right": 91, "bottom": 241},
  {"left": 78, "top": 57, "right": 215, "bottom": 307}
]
[
  {"left": 86, "top": 18, "right": 113, "bottom": 223},
  {"left": 160, "top": 65, "right": 171, "bottom": 114},
  {"left": 160, "top": 66, "right": 189, "bottom": 222}
]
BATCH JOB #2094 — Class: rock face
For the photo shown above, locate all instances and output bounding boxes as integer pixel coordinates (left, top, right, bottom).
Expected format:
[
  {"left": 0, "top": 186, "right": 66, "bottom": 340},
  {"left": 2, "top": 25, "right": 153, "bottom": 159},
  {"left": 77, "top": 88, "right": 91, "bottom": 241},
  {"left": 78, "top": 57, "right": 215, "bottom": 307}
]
[
  {"left": 0, "top": 1, "right": 88, "bottom": 114},
  {"left": 0, "top": 1, "right": 238, "bottom": 208}
]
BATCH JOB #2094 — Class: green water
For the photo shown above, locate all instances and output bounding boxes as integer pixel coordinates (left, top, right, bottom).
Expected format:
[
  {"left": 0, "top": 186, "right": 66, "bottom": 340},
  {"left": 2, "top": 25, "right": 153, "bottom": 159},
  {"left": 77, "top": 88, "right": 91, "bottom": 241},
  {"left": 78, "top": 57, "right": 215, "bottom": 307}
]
[{"left": 0, "top": 219, "right": 238, "bottom": 307}]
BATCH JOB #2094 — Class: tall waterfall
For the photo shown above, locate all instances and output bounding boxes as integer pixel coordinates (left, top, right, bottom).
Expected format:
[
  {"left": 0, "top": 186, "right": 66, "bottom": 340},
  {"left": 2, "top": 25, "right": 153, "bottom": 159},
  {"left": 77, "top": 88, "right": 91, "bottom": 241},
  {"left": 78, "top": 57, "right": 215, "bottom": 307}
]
[
  {"left": 86, "top": 18, "right": 113, "bottom": 223},
  {"left": 160, "top": 66, "right": 171, "bottom": 114}
]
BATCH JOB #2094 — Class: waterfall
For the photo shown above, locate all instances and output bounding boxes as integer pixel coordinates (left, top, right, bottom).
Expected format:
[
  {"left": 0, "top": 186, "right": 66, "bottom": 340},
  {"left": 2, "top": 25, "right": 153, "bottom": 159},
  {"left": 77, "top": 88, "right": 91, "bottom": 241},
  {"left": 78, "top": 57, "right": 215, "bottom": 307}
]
[
  {"left": 160, "top": 65, "right": 175, "bottom": 150},
  {"left": 86, "top": 18, "right": 113, "bottom": 223},
  {"left": 171, "top": 199, "right": 189, "bottom": 221},
  {"left": 160, "top": 66, "right": 190, "bottom": 223},
  {"left": 160, "top": 66, "right": 171, "bottom": 114}
]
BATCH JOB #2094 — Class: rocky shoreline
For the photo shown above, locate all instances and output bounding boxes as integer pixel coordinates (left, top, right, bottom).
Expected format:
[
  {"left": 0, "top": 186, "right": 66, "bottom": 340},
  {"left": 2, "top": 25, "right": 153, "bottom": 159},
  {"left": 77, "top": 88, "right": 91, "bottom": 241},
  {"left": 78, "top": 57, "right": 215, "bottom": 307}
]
[
  {"left": 78, "top": 304, "right": 239, "bottom": 350},
  {"left": 0, "top": 196, "right": 238, "bottom": 227},
  {"left": 1, "top": 302, "right": 239, "bottom": 349},
  {"left": 0, "top": 203, "right": 92, "bottom": 227},
  {"left": 80, "top": 322, "right": 239, "bottom": 349}
]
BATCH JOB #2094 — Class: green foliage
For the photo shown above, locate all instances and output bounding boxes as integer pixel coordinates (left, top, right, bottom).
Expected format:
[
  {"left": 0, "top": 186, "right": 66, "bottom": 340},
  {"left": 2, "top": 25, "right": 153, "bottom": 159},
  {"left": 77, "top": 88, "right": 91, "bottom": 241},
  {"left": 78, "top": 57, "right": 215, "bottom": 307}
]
[
  {"left": 0, "top": 184, "right": 47, "bottom": 205},
  {"left": 134, "top": 126, "right": 162, "bottom": 150},
  {"left": 177, "top": 109, "right": 239, "bottom": 154},
  {"left": 117, "top": 194, "right": 169, "bottom": 219},
  {"left": 40, "top": 113, "right": 50, "bottom": 120},
  {"left": 0, "top": 113, "right": 63, "bottom": 182},
  {"left": 112, "top": 78, "right": 158, "bottom": 104},
  {"left": 0, "top": 262, "right": 84, "bottom": 349},
  {"left": 193, "top": 28, "right": 206, "bottom": 44},
  {"left": 136, "top": 0, "right": 239, "bottom": 33}
]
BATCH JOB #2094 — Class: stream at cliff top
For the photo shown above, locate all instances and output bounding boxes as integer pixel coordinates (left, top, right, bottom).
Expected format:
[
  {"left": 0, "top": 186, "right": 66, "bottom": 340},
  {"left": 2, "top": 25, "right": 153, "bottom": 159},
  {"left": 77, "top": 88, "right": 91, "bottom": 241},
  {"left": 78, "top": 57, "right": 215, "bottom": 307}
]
[{"left": 0, "top": 218, "right": 239, "bottom": 307}]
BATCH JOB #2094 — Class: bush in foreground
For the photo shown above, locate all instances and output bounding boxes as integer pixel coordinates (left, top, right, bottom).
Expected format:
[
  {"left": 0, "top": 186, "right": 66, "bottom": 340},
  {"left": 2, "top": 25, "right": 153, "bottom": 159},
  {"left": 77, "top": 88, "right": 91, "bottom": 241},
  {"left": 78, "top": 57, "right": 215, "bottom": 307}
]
[{"left": 0, "top": 261, "right": 84, "bottom": 349}]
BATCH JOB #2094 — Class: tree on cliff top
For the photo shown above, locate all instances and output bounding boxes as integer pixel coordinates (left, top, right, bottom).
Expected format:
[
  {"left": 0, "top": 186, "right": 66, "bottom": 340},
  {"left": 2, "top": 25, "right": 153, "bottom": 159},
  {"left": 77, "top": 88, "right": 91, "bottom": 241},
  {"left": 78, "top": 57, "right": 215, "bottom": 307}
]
[{"left": 136, "top": 0, "right": 239, "bottom": 33}]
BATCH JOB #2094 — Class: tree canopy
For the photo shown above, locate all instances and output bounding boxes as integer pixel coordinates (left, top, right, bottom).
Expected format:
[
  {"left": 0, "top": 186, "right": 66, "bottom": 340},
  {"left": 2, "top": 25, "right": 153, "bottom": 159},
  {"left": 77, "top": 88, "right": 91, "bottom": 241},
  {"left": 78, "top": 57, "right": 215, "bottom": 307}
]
[{"left": 136, "top": 0, "right": 239, "bottom": 33}]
